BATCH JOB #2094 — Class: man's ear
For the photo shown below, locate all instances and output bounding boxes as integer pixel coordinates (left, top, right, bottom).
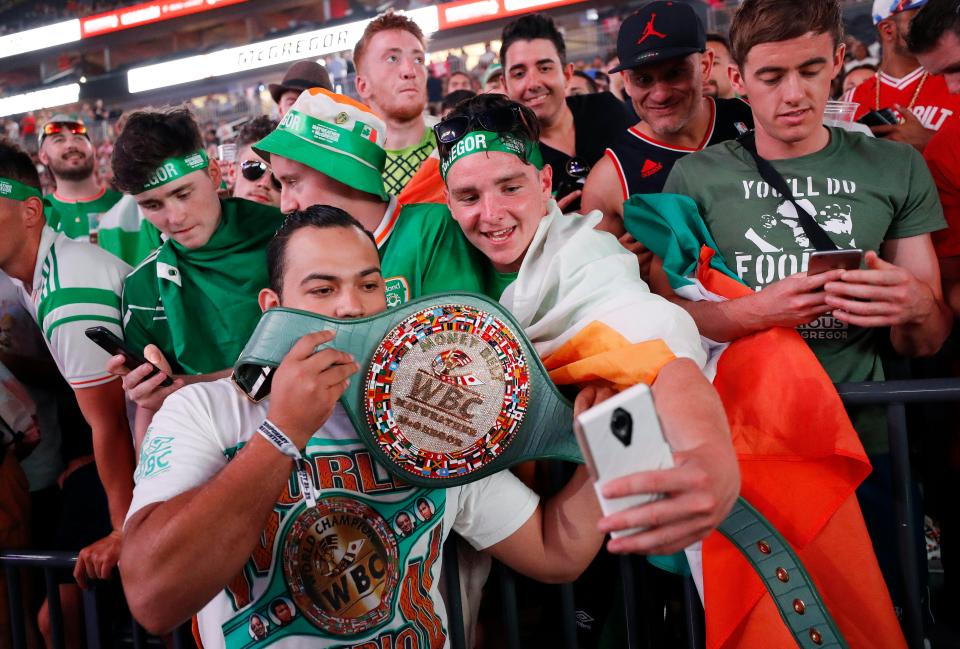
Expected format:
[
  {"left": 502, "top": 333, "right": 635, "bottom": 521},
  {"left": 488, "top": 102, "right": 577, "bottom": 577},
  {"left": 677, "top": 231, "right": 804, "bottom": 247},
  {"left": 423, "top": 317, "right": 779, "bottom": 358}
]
[
  {"left": 700, "top": 49, "right": 716, "bottom": 80},
  {"left": 258, "top": 287, "right": 280, "bottom": 312},
  {"left": 22, "top": 195, "right": 45, "bottom": 229},
  {"left": 539, "top": 163, "right": 553, "bottom": 201},
  {"left": 355, "top": 73, "right": 371, "bottom": 101},
  {"left": 562, "top": 62, "right": 574, "bottom": 84},
  {"left": 38, "top": 148, "right": 49, "bottom": 166},
  {"left": 832, "top": 43, "right": 847, "bottom": 79},
  {"left": 730, "top": 62, "right": 746, "bottom": 97},
  {"left": 207, "top": 158, "right": 223, "bottom": 189}
]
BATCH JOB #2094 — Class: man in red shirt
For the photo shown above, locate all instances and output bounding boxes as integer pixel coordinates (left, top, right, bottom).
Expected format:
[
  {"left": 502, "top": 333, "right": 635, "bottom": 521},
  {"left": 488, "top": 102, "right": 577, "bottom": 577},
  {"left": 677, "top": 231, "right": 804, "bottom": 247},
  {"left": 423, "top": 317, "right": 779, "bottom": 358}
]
[{"left": 843, "top": 0, "right": 960, "bottom": 150}]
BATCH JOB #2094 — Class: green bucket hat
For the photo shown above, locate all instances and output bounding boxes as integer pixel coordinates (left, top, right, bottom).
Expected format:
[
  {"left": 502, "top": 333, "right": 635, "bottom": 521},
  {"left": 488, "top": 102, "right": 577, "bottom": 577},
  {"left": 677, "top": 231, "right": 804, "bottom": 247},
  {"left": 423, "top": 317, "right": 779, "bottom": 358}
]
[{"left": 253, "top": 87, "right": 389, "bottom": 201}]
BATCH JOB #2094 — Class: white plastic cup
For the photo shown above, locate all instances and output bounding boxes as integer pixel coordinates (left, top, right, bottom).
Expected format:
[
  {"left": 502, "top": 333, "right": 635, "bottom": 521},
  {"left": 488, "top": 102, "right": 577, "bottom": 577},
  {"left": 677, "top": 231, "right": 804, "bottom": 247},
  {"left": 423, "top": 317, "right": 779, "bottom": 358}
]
[{"left": 823, "top": 100, "right": 859, "bottom": 123}]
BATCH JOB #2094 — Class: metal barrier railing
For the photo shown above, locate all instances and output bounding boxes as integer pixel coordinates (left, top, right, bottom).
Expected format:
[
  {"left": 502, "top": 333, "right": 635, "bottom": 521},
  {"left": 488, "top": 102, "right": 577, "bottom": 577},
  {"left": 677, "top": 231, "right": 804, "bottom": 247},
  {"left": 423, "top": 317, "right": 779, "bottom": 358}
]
[
  {"left": 3, "top": 378, "right": 953, "bottom": 649},
  {"left": 0, "top": 550, "right": 192, "bottom": 649}
]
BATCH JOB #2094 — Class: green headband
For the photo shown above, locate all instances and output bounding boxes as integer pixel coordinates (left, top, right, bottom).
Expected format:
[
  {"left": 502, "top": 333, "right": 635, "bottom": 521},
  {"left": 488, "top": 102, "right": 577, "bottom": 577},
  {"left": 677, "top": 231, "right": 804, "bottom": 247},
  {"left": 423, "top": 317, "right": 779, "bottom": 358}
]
[
  {"left": 440, "top": 131, "right": 544, "bottom": 182},
  {"left": 277, "top": 109, "right": 387, "bottom": 172},
  {"left": 142, "top": 149, "right": 210, "bottom": 191},
  {"left": 0, "top": 177, "right": 42, "bottom": 202}
]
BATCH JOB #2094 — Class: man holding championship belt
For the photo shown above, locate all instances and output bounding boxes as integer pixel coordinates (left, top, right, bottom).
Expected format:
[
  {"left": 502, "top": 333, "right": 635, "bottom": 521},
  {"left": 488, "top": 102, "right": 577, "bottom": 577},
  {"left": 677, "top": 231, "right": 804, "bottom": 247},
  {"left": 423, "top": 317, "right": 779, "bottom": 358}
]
[{"left": 119, "top": 205, "right": 609, "bottom": 647}]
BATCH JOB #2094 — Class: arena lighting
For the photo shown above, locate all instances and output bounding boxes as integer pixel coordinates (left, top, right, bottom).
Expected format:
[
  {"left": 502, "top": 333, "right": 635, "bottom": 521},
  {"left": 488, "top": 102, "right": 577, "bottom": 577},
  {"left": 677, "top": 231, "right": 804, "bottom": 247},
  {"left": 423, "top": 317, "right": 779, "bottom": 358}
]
[
  {"left": 0, "top": 19, "right": 80, "bottom": 60},
  {"left": 0, "top": 84, "right": 81, "bottom": 119},
  {"left": 127, "top": 7, "right": 439, "bottom": 93},
  {"left": 436, "top": 0, "right": 585, "bottom": 30},
  {"left": 81, "top": 0, "right": 249, "bottom": 38}
]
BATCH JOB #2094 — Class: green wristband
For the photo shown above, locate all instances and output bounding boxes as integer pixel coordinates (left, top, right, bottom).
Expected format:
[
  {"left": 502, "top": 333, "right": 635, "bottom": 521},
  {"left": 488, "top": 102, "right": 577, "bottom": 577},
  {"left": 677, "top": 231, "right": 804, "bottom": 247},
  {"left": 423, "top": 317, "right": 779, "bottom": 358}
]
[
  {"left": 0, "top": 177, "right": 42, "bottom": 202},
  {"left": 440, "top": 130, "right": 544, "bottom": 181},
  {"left": 142, "top": 150, "right": 210, "bottom": 191}
]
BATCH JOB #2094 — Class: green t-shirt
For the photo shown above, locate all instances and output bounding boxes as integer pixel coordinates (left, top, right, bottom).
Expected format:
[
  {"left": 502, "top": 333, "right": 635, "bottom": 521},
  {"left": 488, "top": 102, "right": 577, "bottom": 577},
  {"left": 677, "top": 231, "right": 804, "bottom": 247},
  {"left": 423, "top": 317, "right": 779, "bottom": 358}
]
[
  {"left": 485, "top": 269, "right": 518, "bottom": 302},
  {"left": 664, "top": 127, "right": 945, "bottom": 452},
  {"left": 121, "top": 198, "right": 284, "bottom": 375},
  {"left": 378, "top": 201, "right": 487, "bottom": 307},
  {"left": 383, "top": 128, "right": 436, "bottom": 197},
  {"left": 45, "top": 188, "right": 160, "bottom": 266}
]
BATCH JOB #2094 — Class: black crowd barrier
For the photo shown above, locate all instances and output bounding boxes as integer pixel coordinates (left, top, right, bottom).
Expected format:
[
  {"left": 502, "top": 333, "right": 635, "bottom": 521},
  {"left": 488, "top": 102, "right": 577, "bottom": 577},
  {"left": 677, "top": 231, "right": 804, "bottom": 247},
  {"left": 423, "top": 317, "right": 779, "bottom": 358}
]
[{"left": 2, "top": 378, "right": 954, "bottom": 649}]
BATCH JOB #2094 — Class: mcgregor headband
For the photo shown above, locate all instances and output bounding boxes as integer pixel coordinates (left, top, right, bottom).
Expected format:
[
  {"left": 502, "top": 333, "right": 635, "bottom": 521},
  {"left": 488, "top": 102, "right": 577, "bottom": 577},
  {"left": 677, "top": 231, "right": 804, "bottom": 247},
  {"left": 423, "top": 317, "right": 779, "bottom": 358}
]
[
  {"left": 0, "top": 177, "right": 42, "bottom": 202},
  {"left": 439, "top": 131, "right": 544, "bottom": 181},
  {"left": 142, "top": 150, "right": 210, "bottom": 191}
]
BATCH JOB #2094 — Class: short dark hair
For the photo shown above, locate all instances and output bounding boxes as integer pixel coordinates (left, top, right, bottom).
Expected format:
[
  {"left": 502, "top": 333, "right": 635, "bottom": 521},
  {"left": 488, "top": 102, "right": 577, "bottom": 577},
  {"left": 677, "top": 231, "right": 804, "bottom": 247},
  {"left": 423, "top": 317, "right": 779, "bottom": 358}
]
[
  {"left": 0, "top": 139, "right": 41, "bottom": 193},
  {"left": 729, "top": 0, "right": 844, "bottom": 68},
  {"left": 908, "top": 0, "right": 960, "bottom": 55},
  {"left": 266, "top": 204, "right": 377, "bottom": 295},
  {"left": 436, "top": 93, "right": 541, "bottom": 164},
  {"left": 500, "top": 13, "right": 567, "bottom": 69},
  {"left": 442, "top": 89, "right": 477, "bottom": 113},
  {"left": 571, "top": 70, "right": 597, "bottom": 93},
  {"left": 112, "top": 107, "right": 203, "bottom": 194},
  {"left": 235, "top": 116, "right": 278, "bottom": 151},
  {"left": 706, "top": 32, "right": 731, "bottom": 52}
]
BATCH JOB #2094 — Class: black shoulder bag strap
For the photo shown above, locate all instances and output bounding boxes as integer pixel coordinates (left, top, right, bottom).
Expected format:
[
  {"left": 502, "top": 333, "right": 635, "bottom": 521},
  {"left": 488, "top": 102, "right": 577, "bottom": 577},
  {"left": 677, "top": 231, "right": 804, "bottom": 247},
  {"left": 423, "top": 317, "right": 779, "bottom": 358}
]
[{"left": 738, "top": 131, "right": 838, "bottom": 252}]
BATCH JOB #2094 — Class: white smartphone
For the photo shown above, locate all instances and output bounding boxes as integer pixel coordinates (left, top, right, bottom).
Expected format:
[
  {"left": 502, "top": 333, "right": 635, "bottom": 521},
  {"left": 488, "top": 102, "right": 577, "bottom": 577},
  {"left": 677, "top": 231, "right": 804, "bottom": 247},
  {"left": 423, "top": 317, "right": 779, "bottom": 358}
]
[{"left": 574, "top": 383, "right": 674, "bottom": 538}]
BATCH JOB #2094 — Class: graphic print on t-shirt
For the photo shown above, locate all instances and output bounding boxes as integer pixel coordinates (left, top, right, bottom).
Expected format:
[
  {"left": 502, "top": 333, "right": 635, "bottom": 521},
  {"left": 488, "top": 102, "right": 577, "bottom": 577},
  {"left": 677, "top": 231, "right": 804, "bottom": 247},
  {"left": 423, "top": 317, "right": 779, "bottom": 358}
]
[
  {"left": 218, "top": 440, "right": 448, "bottom": 649},
  {"left": 732, "top": 174, "right": 862, "bottom": 343}
]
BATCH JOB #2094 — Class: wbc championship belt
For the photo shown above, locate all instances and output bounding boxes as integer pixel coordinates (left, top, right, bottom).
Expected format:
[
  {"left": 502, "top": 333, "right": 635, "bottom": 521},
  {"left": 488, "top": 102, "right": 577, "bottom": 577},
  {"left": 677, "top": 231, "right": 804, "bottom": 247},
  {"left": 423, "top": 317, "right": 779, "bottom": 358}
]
[{"left": 233, "top": 293, "right": 581, "bottom": 488}]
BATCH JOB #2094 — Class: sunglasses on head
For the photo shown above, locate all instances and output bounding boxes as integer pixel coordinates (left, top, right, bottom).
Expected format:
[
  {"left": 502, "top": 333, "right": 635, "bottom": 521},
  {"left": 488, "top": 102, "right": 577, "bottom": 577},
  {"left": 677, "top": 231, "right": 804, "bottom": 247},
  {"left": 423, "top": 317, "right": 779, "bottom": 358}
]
[
  {"left": 240, "top": 160, "right": 281, "bottom": 191},
  {"left": 434, "top": 105, "right": 531, "bottom": 146},
  {"left": 42, "top": 121, "right": 87, "bottom": 140}
]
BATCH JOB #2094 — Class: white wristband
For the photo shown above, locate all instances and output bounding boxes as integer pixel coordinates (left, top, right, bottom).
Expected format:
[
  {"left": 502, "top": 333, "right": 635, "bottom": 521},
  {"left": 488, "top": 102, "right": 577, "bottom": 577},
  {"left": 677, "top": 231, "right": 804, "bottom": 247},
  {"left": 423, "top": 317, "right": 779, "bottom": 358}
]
[{"left": 258, "top": 419, "right": 301, "bottom": 460}]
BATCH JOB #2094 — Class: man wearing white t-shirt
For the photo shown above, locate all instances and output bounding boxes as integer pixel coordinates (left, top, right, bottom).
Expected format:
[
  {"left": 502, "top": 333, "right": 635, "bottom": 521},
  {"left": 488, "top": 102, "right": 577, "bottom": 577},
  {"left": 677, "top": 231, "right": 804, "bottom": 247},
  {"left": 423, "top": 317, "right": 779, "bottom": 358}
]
[{"left": 120, "top": 205, "right": 609, "bottom": 645}]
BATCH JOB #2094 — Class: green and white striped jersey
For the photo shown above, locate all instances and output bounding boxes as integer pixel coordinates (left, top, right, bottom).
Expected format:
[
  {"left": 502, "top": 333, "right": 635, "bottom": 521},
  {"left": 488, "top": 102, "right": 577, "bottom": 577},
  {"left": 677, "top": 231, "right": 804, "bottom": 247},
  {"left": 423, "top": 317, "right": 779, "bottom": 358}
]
[{"left": 13, "top": 227, "right": 131, "bottom": 388}]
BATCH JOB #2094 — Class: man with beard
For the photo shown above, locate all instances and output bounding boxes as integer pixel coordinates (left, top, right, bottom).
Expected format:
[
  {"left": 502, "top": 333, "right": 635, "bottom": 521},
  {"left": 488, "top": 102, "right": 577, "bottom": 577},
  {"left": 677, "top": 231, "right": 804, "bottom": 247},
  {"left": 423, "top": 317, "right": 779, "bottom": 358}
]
[
  {"left": 704, "top": 33, "right": 737, "bottom": 100},
  {"left": 842, "top": 0, "right": 960, "bottom": 150},
  {"left": 582, "top": 2, "right": 752, "bottom": 274},
  {"left": 501, "top": 14, "right": 630, "bottom": 211},
  {"left": 354, "top": 12, "right": 436, "bottom": 197},
  {"left": 40, "top": 114, "right": 156, "bottom": 265}
]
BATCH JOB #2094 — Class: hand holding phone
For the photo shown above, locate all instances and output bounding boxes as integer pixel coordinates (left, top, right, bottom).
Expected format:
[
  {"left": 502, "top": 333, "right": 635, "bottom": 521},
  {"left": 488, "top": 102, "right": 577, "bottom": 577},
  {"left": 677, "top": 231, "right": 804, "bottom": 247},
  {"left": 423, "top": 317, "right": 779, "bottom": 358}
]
[
  {"left": 574, "top": 383, "right": 674, "bottom": 538},
  {"left": 807, "top": 248, "right": 863, "bottom": 276},
  {"left": 85, "top": 326, "right": 173, "bottom": 388}
]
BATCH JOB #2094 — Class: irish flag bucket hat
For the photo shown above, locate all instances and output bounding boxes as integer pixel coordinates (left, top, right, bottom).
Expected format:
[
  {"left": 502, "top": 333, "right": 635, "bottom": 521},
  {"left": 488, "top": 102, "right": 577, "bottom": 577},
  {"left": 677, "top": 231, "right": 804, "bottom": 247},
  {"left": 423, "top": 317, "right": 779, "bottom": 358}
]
[{"left": 254, "top": 88, "right": 389, "bottom": 201}]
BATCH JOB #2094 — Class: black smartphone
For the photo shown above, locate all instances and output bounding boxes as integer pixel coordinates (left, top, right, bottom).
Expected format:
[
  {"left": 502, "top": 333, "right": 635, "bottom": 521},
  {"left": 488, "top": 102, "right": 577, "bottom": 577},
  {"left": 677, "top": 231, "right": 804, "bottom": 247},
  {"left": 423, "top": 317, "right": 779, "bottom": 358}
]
[
  {"left": 84, "top": 326, "right": 173, "bottom": 387},
  {"left": 807, "top": 249, "right": 864, "bottom": 275},
  {"left": 857, "top": 108, "right": 900, "bottom": 127}
]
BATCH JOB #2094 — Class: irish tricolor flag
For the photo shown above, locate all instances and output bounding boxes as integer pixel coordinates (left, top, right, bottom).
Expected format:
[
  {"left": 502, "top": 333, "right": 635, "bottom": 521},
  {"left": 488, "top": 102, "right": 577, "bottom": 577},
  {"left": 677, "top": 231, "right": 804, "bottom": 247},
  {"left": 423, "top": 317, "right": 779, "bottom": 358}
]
[{"left": 624, "top": 193, "right": 905, "bottom": 649}]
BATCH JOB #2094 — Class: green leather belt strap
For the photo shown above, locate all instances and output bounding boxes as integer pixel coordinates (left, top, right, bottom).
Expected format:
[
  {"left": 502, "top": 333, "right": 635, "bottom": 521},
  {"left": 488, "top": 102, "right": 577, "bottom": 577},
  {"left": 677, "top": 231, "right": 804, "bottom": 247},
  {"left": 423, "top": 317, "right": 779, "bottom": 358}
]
[
  {"left": 718, "top": 498, "right": 849, "bottom": 649},
  {"left": 233, "top": 292, "right": 582, "bottom": 488}
]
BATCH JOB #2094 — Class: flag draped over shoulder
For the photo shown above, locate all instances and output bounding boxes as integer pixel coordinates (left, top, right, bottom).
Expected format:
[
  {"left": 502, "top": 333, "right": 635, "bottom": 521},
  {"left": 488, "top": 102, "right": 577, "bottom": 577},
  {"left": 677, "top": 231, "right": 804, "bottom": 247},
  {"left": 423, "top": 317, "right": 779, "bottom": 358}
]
[
  {"left": 624, "top": 193, "right": 906, "bottom": 649},
  {"left": 498, "top": 202, "right": 708, "bottom": 382}
]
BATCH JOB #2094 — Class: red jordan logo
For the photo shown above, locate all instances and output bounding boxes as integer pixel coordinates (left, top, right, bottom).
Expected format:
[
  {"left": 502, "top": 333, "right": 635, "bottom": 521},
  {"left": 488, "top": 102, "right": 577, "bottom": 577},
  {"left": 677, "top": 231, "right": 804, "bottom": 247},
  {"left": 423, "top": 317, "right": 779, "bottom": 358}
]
[{"left": 637, "top": 13, "right": 667, "bottom": 44}]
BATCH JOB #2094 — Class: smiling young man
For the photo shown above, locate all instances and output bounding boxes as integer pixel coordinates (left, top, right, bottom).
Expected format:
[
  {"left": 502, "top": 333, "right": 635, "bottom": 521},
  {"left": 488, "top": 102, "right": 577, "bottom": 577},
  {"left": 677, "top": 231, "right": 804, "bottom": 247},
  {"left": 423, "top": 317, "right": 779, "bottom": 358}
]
[
  {"left": 254, "top": 87, "right": 487, "bottom": 305},
  {"left": 583, "top": 2, "right": 753, "bottom": 251},
  {"left": 501, "top": 14, "right": 630, "bottom": 209},
  {"left": 39, "top": 114, "right": 156, "bottom": 265},
  {"left": 119, "top": 204, "right": 610, "bottom": 645},
  {"left": 644, "top": 0, "right": 950, "bottom": 616},
  {"left": 354, "top": 12, "right": 437, "bottom": 197},
  {"left": 437, "top": 93, "right": 739, "bottom": 560},
  {"left": 112, "top": 108, "right": 284, "bottom": 385}
]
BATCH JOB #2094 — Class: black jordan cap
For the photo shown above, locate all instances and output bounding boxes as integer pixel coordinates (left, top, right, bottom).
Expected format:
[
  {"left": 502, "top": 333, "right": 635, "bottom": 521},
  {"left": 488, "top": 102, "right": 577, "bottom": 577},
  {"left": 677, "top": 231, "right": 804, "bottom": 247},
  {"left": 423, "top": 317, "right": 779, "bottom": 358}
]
[{"left": 609, "top": 1, "right": 706, "bottom": 72}]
